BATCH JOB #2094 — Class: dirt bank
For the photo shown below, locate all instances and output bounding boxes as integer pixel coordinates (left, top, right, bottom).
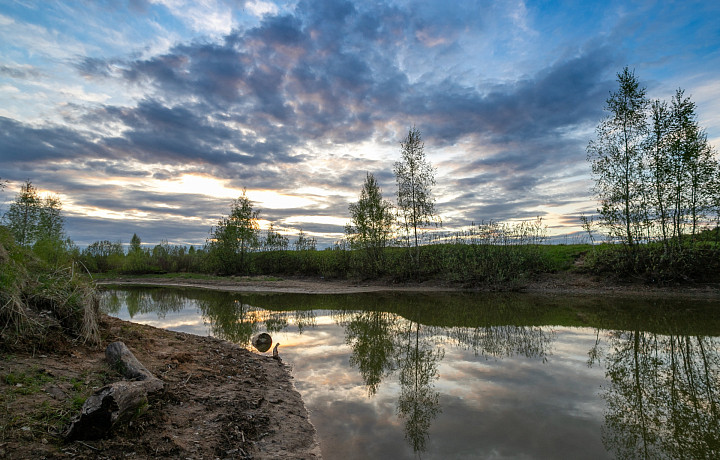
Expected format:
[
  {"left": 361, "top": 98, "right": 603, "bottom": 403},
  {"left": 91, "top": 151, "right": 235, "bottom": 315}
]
[
  {"left": 0, "top": 315, "right": 321, "bottom": 459},
  {"left": 98, "top": 272, "right": 720, "bottom": 299}
]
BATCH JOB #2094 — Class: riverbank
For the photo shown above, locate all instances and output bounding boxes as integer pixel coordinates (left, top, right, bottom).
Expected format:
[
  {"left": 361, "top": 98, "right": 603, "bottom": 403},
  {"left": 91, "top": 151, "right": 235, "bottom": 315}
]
[
  {"left": 0, "top": 315, "right": 321, "bottom": 459},
  {"left": 96, "top": 271, "right": 720, "bottom": 299}
]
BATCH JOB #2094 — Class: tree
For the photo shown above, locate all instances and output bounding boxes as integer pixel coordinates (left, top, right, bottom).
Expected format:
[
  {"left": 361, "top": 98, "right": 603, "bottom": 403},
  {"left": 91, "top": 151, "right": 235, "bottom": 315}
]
[
  {"left": 82, "top": 240, "right": 124, "bottom": 272},
  {"left": 3, "top": 180, "right": 43, "bottom": 247},
  {"left": 666, "top": 89, "right": 718, "bottom": 242},
  {"left": 587, "top": 67, "right": 649, "bottom": 246},
  {"left": 122, "top": 233, "right": 152, "bottom": 274},
  {"left": 293, "top": 229, "right": 316, "bottom": 251},
  {"left": 3, "top": 180, "right": 70, "bottom": 265},
  {"left": 394, "top": 127, "right": 439, "bottom": 266},
  {"left": 645, "top": 99, "right": 672, "bottom": 245},
  {"left": 346, "top": 172, "right": 394, "bottom": 275},
  {"left": 207, "top": 189, "right": 260, "bottom": 274},
  {"left": 263, "top": 224, "right": 289, "bottom": 251}
]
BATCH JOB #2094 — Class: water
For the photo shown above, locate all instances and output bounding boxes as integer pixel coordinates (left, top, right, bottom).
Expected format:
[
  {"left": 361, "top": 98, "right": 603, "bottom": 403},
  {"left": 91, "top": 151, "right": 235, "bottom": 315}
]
[{"left": 102, "top": 286, "right": 720, "bottom": 459}]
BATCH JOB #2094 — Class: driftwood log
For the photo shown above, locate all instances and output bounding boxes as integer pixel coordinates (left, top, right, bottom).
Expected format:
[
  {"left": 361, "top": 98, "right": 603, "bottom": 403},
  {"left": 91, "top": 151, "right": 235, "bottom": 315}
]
[{"left": 65, "top": 341, "right": 164, "bottom": 440}]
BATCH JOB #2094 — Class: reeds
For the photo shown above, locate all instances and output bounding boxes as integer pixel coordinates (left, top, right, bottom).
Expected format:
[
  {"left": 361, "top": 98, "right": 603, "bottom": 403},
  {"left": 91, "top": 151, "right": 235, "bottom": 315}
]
[{"left": 0, "top": 229, "right": 100, "bottom": 349}]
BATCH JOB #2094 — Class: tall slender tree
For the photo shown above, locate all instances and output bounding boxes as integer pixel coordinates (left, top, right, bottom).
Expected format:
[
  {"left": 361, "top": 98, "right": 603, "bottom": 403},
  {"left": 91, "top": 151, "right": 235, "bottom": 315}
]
[
  {"left": 3, "top": 180, "right": 43, "bottom": 247},
  {"left": 394, "top": 127, "right": 439, "bottom": 267},
  {"left": 587, "top": 67, "right": 649, "bottom": 246},
  {"left": 667, "top": 89, "right": 718, "bottom": 242},
  {"left": 645, "top": 99, "right": 672, "bottom": 245}
]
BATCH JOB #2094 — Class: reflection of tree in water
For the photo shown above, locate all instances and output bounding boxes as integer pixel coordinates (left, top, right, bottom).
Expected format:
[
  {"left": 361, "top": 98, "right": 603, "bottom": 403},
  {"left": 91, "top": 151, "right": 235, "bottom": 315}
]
[
  {"left": 199, "top": 298, "right": 261, "bottom": 344},
  {"left": 340, "top": 308, "right": 444, "bottom": 454},
  {"left": 601, "top": 330, "right": 720, "bottom": 459},
  {"left": 103, "top": 289, "right": 188, "bottom": 318},
  {"left": 344, "top": 311, "right": 398, "bottom": 396},
  {"left": 105, "top": 288, "right": 318, "bottom": 346},
  {"left": 340, "top": 307, "right": 557, "bottom": 455},
  {"left": 395, "top": 320, "right": 444, "bottom": 454},
  {"left": 447, "top": 324, "right": 554, "bottom": 361},
  {"left": 265, "top": 309, "right": 317, "bottom": 334},
  {"left": 197, "top": 294, "right": 317, "bottom": 346},
  {"left": 101, "top": 290, "right": 122, "bottom": 314}
]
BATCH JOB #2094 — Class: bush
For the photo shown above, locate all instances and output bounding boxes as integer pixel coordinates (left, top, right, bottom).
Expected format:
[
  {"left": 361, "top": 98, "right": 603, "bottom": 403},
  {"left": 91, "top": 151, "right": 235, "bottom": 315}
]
[
  {"left": 0, "top": 226, "right": 99, "bottom": 350},
  {"left": 583, "top": 242, "right": 720, "bottom": 284}
]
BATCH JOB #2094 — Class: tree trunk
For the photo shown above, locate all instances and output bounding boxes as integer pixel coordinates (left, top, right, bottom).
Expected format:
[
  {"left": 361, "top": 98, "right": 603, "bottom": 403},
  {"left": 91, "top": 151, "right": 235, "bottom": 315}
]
[{"left": 65, "top": 341, "right": 163, "bottom": 440}]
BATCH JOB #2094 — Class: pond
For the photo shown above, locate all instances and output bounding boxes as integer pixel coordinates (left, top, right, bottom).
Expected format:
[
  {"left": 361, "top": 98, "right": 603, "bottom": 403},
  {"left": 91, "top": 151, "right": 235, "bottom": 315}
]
[{"left": 102, "top": 286, "right": 720, "bottom": 459}]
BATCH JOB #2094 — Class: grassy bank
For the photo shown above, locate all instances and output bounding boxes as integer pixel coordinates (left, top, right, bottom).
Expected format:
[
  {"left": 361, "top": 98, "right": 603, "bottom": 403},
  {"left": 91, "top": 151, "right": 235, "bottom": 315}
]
[
  {"left": 85, "top": 242, "right": 592, "bottom": 288},
  {"left": 0, "top": 227, "right": 100, "bottom": 351},
  {"left": 80, "top": 238, "right": 720, "bottom": 288}
]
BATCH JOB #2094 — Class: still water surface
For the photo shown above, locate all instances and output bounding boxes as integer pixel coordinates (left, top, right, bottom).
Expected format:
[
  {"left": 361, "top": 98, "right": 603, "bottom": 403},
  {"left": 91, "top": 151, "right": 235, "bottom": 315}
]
[{"left": 103, "top": 286, "right": 720, "bottom": 459}]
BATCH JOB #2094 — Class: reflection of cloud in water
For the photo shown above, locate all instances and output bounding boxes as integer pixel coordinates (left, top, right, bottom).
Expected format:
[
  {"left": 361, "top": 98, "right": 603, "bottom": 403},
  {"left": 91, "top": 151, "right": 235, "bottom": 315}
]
[
  {"left": 428, "top": 330, "right": 608, "bottom": 459},
  {"left": 309, "top": 396, "right": 409, "bottom": 460},
  {"left": 111, "top": 304, "right": 212, "bottom": 336},
  {"left": 109, "top": 289, "right": 700, "bottom": 459}
]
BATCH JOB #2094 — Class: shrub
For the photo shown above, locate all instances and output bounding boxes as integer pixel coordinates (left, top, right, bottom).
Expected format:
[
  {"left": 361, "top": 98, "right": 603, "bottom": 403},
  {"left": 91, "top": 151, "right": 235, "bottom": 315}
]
[{"left": 0, "top": 226, "right": 99, "bottom": 350}]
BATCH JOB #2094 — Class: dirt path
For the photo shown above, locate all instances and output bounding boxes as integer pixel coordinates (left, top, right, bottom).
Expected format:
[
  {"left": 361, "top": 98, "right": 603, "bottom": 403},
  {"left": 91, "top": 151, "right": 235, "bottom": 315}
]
[{"left": 0, "top": 316, "right": 321, "bottom": 459}]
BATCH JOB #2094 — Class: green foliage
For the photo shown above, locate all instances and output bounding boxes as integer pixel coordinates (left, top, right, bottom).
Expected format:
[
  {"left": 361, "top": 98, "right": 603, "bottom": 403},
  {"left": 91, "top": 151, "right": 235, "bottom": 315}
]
[
  {"left": 394, "top": 127, "right": 440, "bottom": 272},
  {"left": 583, "top": 242, "right": 720, "bottom": 284},
  {"left": 122, "top": 233, "right": 158, "bottom": 274},
  {"left": 2, "top": 180, "right": 72, "bottom": 267},
  {"left": 587, "top": 67, "right": 648, "bottom": 246},
  {"left": 0, "top": 224, "right": 99, "bottom": 349},
  {"left": 206, "top": 189, "right": 260, "bottom": 275},
  {"left": 346, "top": 173, "right": 395, "bottom": 277},
  {"left": 81, "top": 240, "right": 125, "bottom": 272},
  {"left": 263, "top": 224, "right": 289, "bottom": 251},
  {"left": 588, "top": 69, "right": 720, "bottom": 249},
  {"left": 3, "top": 180, "right": 43, "bottom": 247},
  {"left": 3, "top": 369, "right": 54, "bottom": 395},
  {"left": 585, "top": 67, "right": 720, "bottom": 282},
  {"left": 293, "top": 228, "right": 316, "bottom": 251}
]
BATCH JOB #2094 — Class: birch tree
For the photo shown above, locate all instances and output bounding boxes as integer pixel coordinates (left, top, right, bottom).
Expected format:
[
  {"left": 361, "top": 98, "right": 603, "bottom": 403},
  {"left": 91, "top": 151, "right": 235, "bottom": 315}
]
[
  {"left": 587, "top": 67, "right": 649, "bottom": 246},
  {"left": 394, "top": 127, "right": 439, "bottom": 266},
  {"left": 207, "top": 189, "right": 260, "bottom": 274}
]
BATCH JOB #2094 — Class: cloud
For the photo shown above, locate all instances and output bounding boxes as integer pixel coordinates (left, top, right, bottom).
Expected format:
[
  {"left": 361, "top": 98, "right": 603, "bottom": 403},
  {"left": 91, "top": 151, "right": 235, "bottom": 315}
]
[{"left": 6, "top": 0, "right": 713, "bottom": 246}]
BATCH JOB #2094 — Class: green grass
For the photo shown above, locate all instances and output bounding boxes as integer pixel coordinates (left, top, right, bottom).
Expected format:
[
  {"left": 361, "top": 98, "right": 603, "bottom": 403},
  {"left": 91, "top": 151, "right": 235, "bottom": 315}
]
[
  {"left": 0, "top": 365, "right": 115, "bottom": 444},
  {"left": 3, "top": 369, "right": 54, "bottom": 395},
  {"left": 539, "top": 244, "right": 593, "bottom": 271}
]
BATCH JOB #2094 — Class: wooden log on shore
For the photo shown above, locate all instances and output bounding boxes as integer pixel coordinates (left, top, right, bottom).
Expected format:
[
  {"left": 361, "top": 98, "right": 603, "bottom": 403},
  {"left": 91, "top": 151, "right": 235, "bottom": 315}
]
[{"left": 65, "top": 341, "right": 163, "bottom": 441}]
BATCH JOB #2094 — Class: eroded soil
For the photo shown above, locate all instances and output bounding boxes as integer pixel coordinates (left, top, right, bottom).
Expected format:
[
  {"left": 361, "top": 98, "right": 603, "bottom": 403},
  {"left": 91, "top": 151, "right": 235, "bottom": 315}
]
[{"left": 0, "top": 315, "right": 321, "bottom": 459}]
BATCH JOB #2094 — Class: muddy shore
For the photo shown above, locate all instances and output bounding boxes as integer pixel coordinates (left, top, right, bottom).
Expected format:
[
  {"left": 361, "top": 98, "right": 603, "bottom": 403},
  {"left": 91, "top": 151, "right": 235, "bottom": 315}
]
[
  {"left": 98, "top": 271, "right": 720, "bottom": 299},
  {"left": 1, "top": 314, "right": 321, "bottom": 459}
]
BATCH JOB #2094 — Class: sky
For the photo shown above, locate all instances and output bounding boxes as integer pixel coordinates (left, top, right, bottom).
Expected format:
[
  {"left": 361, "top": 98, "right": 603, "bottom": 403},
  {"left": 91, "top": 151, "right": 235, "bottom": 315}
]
[{"left": 1, "top": 0, "right": 719, "bottom": 248}]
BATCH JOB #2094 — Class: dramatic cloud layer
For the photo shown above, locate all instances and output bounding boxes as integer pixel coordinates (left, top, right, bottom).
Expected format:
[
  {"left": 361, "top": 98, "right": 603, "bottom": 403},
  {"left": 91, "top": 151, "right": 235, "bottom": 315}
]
[{"left": 1, "top": 0, "right": 718, "bottom": 246}]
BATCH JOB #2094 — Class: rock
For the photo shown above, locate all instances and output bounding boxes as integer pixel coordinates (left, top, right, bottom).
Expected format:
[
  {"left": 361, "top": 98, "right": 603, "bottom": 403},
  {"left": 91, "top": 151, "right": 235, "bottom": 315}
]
[{"left": 252, "top": 333, "right": 272, "bottom": 352}]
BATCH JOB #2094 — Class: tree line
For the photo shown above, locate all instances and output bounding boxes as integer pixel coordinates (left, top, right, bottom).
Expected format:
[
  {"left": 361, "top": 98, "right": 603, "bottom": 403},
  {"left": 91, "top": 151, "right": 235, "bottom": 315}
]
[
  {"left": 0, "top": 126, "right": 550, "bottom": 286},
  {"left": 4, "top": 67, "right": 717, "bottom": 286},
  {"left": 586, "top": 67, "right": 720, "bottom": 281}
]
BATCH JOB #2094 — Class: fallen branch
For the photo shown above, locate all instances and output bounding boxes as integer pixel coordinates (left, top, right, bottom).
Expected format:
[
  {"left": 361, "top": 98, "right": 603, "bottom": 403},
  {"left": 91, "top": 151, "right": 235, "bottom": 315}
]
[{"left": 65, "top": 341, "right": 164, "bottom": 440}]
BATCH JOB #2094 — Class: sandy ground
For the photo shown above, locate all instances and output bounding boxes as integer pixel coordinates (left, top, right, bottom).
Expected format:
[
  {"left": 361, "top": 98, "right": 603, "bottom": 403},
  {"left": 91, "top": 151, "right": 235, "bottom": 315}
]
[{"left": 0, "top": 315, "right": 321, "bottom": 459}]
